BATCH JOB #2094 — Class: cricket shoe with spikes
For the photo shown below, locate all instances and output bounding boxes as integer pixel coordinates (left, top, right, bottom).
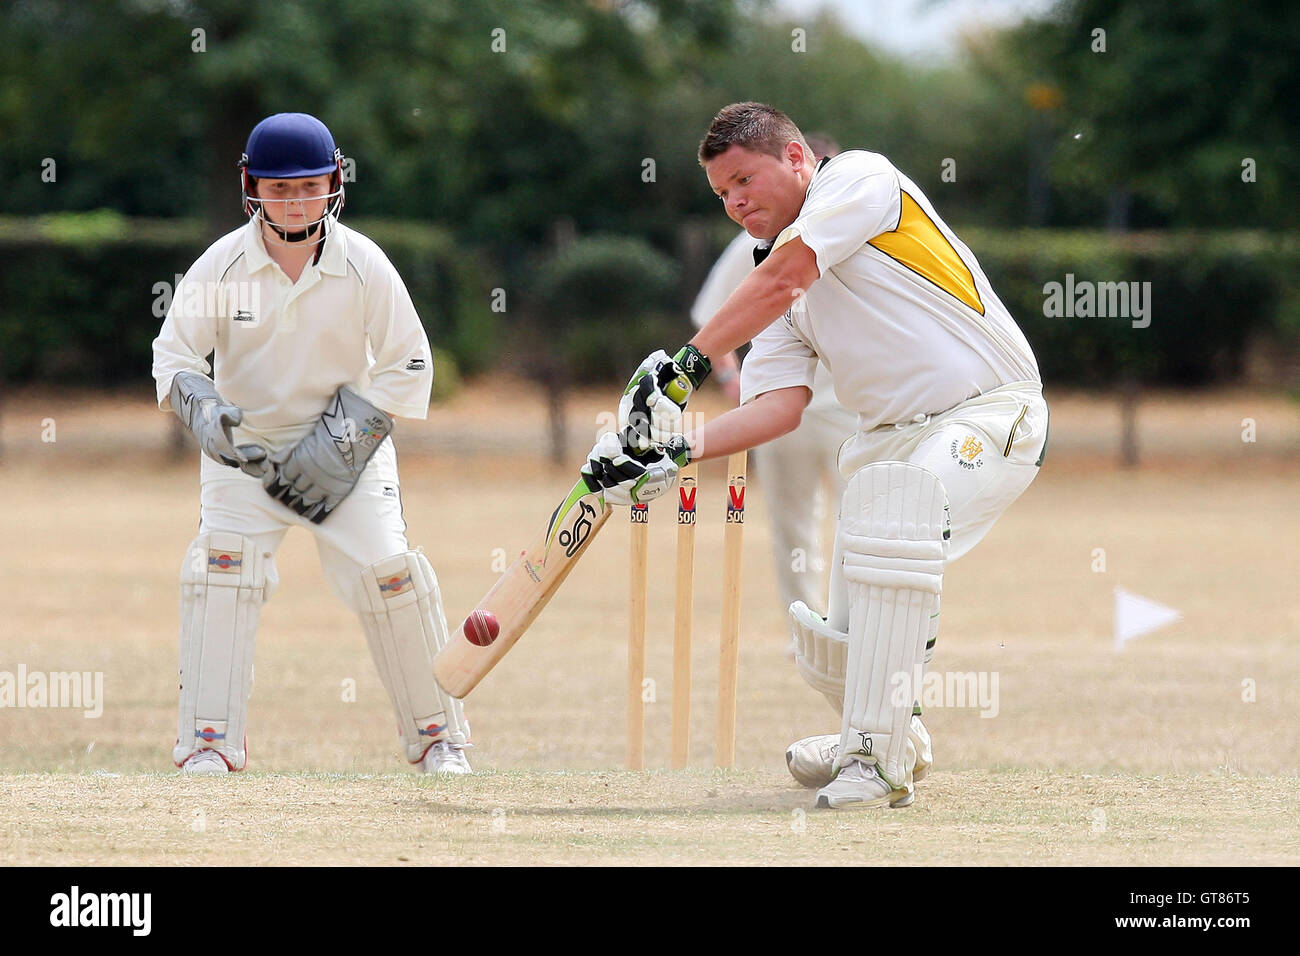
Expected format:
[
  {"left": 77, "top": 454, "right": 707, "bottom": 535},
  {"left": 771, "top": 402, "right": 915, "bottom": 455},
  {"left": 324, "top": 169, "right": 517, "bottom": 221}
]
[
  {"left": 786, "top": 715, "right": 932, "bottom": 788},
  {"left": 815, "top": 756, "right": 913, "bottom": 810},
  {"left": 181, "top": 750, "right": 232, "bottom": 774},
  {"left": 420, "top": 739, "right": 472, "bottom": 775}
]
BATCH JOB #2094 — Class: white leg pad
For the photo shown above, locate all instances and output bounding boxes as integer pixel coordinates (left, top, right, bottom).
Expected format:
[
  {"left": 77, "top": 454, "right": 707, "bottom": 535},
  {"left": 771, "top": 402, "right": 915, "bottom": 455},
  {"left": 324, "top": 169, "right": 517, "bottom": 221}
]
[
  {"left": 358, "top": 551, "right": 469, "bottom": 761},
  {"left": 174, "top": 532, "right": 265, "bottom": 770},
  {"left": 838, "top": 462, "right": 948, "bottom": 787},
  {"left": 790, "top": 601, "right": 848, "bottom": 715}
]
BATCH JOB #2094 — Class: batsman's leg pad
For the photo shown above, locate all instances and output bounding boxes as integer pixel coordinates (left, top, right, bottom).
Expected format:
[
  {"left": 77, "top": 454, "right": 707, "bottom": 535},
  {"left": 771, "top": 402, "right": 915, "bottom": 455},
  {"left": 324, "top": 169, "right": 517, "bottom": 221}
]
[
  {"left": 359, "top": 550, "right": 469, "bottom": 761},
  {"left": 911, "top": 714, "right": 933, "bottom": 781},
  {"left": 838, "top": 462, "right": 948, "bottom": 788},
  {"left": 174, "top": 532, "right": 265, "bottom": 770},
  {"left": 790, "top": 601, "right": 847, "bottom": 714}
]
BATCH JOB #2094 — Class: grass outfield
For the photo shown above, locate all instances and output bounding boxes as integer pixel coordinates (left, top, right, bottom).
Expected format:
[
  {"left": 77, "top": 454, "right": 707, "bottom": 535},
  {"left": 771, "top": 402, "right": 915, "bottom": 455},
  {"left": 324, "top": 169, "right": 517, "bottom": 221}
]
[
  {"left": 1, "top": 388, "right": 1298, "bottom": 865},
  {"left": 5, "top": 770, "right": 1297, "bottom": 866}
]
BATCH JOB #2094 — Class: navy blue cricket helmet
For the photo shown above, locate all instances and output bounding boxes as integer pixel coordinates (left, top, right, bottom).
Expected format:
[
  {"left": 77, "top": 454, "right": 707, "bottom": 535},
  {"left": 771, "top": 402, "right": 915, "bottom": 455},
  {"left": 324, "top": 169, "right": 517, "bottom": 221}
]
[{"left": 238, "top": 112, "right": 345, "bottom": 225}]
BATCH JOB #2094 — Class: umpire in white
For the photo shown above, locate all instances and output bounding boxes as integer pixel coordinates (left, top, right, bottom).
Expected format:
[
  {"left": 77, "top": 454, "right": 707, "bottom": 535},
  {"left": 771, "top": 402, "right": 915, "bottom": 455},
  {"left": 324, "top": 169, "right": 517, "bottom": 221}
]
[{"left": 152, "top": 113, "right": 471, "bottom": 774}]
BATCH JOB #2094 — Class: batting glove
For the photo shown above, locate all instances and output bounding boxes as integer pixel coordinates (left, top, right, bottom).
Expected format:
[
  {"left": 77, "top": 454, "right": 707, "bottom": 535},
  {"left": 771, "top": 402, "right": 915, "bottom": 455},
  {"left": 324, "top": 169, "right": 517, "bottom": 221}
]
[
  {"left": 617, "top": 346, "right": 711, "bottom": 454},
  {"left": 581, "top": 432, "right": 691, "bottom": 507}
]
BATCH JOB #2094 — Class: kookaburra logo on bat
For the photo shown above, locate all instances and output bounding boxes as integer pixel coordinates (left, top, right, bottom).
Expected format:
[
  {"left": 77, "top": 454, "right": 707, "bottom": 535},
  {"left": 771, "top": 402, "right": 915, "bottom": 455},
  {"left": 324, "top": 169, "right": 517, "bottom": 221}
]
[{"left": 558, "top": 500, "right": 596, "bottom": 558}]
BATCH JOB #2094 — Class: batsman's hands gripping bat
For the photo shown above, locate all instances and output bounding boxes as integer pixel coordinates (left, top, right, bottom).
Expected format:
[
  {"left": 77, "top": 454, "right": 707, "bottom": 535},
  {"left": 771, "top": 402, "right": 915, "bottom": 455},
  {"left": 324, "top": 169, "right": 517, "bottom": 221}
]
[
  {"left": 169, "top": 370, "right": 269, "bottom": 477},
  {"left": 262, "top": 386, "right": 394, "bottom": 524},
  {"left": 618, "top": 345, "right": 711, "bottom": 453},
  {"left": 581, "top": 431, "right": 691, "bottom": 507}
]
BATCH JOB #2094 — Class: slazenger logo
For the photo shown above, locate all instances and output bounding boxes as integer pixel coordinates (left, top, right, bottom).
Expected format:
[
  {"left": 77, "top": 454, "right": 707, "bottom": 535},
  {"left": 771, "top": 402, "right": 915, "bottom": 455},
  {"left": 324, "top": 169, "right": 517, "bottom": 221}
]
[
  {"left": 405, "top": 357, "right": 426, "bottom": 371},
  {"left": 233, "top": 310, "right": 257, "bottom": 323},
  {"left": 49, "top": 885, "right": 151, "bottom": 936}
]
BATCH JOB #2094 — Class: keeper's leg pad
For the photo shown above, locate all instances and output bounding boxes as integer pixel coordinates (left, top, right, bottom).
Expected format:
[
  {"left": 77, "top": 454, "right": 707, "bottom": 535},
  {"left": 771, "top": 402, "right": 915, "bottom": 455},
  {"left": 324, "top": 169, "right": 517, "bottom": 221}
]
[
  {"left": 838, "top": 462, "right": 948, "bottom": 787},
  {"left": 358, "top": 551, "right": 469, "bottom": 761},
  {"left": 173, "top": 532, "right": 265, "bottom": 770},
  {"left": 790, "top": 601, "right": 848, "bottom": 715}
]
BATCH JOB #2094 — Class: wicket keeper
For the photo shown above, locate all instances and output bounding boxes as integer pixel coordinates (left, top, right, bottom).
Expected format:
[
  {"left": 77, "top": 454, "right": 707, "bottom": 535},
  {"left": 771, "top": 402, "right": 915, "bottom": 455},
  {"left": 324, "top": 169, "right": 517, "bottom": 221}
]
[{"left": 152, "top": 112, "right": 472, "bottom": 775}]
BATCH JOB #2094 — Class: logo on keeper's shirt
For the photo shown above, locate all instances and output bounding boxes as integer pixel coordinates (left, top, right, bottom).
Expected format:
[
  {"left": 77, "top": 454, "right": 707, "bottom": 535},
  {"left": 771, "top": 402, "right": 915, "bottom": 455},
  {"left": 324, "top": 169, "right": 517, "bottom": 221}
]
[
  {"left": 951, "top": 435, "right": 985, "bottom": 469},
  {"left": 405, "top": 357, "right": 426, "bottom": 371},
  {"left": 233, "top": 310, "right": 257, "bottom": 323}
]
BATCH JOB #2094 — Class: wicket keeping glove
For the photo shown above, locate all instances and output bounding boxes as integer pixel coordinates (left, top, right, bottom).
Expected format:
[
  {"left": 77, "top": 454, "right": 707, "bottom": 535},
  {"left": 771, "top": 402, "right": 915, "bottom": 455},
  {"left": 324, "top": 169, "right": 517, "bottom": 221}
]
[
  {"left": 169, "top": 370, "right": 269, "bottom": 477},
  {"left": 618, "top": 346, "right": 711, "bottom": 454},
  {"left": 263, "top": 386, "right": 394, "bottom": 524},
  {"left": 582, "top": 431, "right": 691, "bottom": 507}
]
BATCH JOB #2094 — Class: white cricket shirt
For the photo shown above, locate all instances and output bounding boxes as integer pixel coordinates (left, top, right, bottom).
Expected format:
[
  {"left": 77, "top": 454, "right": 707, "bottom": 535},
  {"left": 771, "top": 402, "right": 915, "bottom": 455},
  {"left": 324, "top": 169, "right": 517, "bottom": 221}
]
[
  {"left": 739, "top": 151, "right": 1040, "bottom": 430},
  {"left": 152, "top": 218, "right": 434, "bottom": 453},
  {"left": 692, "top": 228, "right": 843, "bottom": 417}
]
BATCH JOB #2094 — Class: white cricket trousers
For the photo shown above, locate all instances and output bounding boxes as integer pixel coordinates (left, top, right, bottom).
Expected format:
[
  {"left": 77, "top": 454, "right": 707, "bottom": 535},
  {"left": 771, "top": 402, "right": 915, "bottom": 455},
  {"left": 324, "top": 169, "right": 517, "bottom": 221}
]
[
  {"left": 826, "top": 380, "right": 1049, "bottom": 631},
  {"left": 195, "top": 439, "right": 410, "bottom": 614}
]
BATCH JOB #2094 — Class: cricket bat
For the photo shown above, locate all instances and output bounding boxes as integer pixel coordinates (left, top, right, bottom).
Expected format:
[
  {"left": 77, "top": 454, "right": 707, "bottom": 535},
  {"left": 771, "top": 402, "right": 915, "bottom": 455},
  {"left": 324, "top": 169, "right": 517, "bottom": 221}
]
[{"left": 433, "top": 475, "right": 612, "bottom": 699}]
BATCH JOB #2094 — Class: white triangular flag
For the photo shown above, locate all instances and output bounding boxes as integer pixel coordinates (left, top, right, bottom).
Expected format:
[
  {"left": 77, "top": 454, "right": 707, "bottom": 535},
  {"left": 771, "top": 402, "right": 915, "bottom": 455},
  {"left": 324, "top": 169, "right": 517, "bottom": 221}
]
[{"left": 1114, "top": 587, "right": 1182, "bottom": 649}]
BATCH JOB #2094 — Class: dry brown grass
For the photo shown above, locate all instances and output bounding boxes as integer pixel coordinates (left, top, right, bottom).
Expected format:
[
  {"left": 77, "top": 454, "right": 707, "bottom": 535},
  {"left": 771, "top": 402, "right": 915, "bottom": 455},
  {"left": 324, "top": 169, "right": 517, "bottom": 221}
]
[{"left": 1, "top": 386, "right": 1298, "bottom": 865}]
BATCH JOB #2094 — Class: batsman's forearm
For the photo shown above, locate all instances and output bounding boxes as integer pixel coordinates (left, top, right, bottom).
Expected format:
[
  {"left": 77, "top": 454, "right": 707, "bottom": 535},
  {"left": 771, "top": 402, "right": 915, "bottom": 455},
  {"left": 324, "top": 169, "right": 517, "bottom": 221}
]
[
  {"left": 689, "top": 238, "right": 820, "bottom": 362},
  {"left": 690, "top": 270, "right": 800, "bottom": 360},
  {"left": 685, "top": 386, "right": 809, "bottom": 462}
]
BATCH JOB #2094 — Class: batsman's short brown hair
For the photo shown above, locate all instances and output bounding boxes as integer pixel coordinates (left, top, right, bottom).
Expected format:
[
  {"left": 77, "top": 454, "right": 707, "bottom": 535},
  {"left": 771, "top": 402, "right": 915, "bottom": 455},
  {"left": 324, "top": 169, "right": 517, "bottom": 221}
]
[{"left": 698, "top": 102, "right": 810, "bottom": 165}]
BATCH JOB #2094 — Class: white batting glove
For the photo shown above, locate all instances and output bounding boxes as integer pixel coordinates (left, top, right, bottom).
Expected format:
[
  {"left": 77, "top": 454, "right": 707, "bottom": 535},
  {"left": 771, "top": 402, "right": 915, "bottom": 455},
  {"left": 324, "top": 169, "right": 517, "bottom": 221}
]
[
  {"left": 617, "top": 346, "right": 711, "bottom": 454},
  {"left": 581, "top": 432, "right": 689, "bottom": 507}
]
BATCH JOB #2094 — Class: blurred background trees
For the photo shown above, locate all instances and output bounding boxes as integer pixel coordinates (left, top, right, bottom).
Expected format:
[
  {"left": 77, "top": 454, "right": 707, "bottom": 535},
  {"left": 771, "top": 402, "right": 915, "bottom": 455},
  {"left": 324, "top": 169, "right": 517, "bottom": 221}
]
[{"left": 1, "top": 0, "right": 1296, "bottom": 396}]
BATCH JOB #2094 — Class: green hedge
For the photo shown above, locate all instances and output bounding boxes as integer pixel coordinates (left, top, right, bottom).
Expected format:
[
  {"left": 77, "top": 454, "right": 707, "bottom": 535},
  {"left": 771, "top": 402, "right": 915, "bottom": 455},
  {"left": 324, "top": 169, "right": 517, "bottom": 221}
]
[
  {"left": 964, "top": 229, "right": 1300, "bottom": 385},
  {"left": 528, "top": 235, "right": 686, "bottom": 381},
  {"left": 1, "top": 215, "right": 1295, "bottom": 389},
  {"left": 0, "top": 212, "right": 497, "bottom": 384}
]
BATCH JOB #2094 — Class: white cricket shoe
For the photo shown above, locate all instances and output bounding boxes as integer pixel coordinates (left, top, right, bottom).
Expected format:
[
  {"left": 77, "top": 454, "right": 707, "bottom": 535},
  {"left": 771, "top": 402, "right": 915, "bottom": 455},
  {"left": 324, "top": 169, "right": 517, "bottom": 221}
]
[
  {"left": 420, "top": 740, "right": 472, "bottom": 775},
  {"left": 786, "top": 734, "right": 840, "bottom": 788},
  {"left": 786, "top": 716, "right": 932, "bottom": 789},
  {"left": 815, "top": 757, "right": 913, "bottom": 810},
  {"left": 181, "top": 751, "right": 230, "bottom": 774}
]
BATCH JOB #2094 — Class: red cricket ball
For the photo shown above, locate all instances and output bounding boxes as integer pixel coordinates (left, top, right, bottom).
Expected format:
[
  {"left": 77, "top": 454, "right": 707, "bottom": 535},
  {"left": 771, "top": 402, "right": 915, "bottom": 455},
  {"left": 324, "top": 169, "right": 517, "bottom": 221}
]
[{"left": 464, "top": 609, "right": 500, "bottom": 647}]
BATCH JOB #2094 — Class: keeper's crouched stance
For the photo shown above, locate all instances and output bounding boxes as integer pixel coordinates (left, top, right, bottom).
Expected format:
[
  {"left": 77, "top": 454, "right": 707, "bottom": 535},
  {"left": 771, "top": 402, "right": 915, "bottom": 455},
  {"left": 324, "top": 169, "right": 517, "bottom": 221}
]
[
  {"left": 155, "top": 112, "right": 470, "bottom": 775},
  {"left": 170, "top": 434, "right": 470, "bottom": 775}
]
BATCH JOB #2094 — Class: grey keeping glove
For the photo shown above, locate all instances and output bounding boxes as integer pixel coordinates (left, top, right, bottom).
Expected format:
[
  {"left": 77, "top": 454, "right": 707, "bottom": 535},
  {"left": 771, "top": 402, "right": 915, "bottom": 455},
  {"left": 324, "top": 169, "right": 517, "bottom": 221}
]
[
  {"left": 263, "top": 386, "right": 394, "bottom": 524},
  {"left": 168, "top": 370, "right": 269, "bottom": 477}
]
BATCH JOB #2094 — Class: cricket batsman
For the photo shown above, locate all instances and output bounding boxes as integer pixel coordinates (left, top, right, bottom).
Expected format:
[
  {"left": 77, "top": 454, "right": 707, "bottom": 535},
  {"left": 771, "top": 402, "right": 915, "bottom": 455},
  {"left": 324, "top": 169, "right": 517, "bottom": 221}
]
[
  {"left": 584, "top": 102, "right": 1048, "bottom": 809},
  {"left": 690, "top": 133, "right": 857, "bottom": 620},
  {"left": 152, "top": 112, "right": 472, "bottom": 775}
]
